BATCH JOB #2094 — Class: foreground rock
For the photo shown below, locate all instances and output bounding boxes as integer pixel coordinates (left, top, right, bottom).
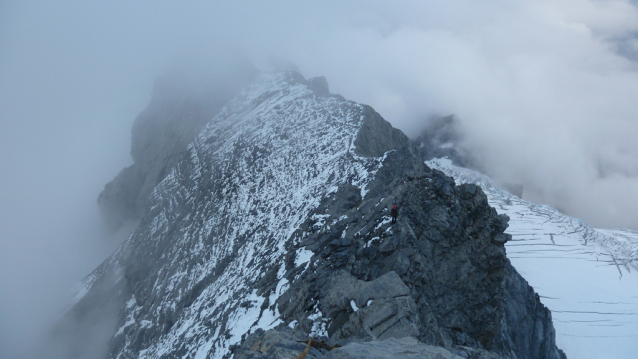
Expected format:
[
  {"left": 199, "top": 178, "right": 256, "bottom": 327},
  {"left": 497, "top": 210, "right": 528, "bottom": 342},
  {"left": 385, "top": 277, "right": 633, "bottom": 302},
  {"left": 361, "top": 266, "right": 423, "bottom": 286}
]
[{"left": 235, "top": 334, "right": 502, "bottom": 359}]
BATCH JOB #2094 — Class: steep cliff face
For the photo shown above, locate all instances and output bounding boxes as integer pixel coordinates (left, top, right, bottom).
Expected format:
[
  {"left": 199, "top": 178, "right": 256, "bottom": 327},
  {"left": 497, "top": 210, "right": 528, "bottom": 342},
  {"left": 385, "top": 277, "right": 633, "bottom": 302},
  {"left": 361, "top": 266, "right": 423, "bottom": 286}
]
[
  {"left": 246, "top": 150, "right": 564, "bottom": 359},
  {"left": 427, "top": 157, "right": 638, "bottom": 359},
  {"left": 62, "top": 71, "right": 564, "bottom": 359}
]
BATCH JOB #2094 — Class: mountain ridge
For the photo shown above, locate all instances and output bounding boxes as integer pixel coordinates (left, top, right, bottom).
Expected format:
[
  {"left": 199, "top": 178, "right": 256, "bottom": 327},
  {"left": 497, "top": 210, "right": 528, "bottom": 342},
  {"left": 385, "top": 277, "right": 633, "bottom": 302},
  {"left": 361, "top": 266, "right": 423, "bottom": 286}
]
[{"left": 56, "top": 71, "right": 564, "bottom": 359}]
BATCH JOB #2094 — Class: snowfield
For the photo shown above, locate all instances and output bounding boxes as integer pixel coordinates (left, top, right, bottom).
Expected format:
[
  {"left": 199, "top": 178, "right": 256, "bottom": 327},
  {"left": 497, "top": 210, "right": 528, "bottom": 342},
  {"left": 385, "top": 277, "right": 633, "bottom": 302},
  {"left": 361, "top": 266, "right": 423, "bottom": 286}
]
[{"left": 427, "top": 158, "right": 638, "bottom": 359}]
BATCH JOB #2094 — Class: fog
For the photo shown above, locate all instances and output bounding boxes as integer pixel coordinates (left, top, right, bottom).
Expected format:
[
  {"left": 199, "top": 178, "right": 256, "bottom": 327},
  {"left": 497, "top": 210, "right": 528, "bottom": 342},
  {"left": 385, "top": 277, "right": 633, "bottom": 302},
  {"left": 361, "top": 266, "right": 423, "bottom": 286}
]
[{"left": 1, "top": 1, "right": 638, "bottom": 357}]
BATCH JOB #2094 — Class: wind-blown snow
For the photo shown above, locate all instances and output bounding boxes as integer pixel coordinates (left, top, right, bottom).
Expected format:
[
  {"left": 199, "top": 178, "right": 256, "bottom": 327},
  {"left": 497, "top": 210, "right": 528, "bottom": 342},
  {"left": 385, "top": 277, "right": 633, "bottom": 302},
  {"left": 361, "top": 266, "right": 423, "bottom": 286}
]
[
  {"left": 427, "top": 158, "right": 638, "bottom": 359},
  {"left": 78, "top": 72, "right": 389, "bottom": 359}
]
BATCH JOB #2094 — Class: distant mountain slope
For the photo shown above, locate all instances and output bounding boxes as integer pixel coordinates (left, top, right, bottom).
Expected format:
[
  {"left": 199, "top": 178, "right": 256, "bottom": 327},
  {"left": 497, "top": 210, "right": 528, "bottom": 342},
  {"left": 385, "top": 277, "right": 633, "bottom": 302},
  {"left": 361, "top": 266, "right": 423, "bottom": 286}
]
[
  {"left": 56, "top": 72, "right": 564, "bottom": 359},
  {"left": 427, "top": 157, "right": 638, "bottom": 359},
  {"left": 98, "top": 65, "right": 257, "bottom": 230}
]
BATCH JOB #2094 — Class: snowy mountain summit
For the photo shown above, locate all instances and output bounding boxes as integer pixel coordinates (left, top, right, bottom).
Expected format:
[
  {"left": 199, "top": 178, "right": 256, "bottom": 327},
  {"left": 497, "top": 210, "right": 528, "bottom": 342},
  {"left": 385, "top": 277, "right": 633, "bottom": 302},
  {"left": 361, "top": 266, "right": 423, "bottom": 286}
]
[{"left": 58, "top": 71, "right": 566, "bottom": 359}]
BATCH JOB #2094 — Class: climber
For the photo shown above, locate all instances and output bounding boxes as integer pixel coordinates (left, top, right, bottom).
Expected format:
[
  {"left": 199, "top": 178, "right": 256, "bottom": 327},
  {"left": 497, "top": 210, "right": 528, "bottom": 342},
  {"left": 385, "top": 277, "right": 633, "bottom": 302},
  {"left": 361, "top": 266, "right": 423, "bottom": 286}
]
[{"left": 391, "top": 204, "right": 398, "bottom": 224}]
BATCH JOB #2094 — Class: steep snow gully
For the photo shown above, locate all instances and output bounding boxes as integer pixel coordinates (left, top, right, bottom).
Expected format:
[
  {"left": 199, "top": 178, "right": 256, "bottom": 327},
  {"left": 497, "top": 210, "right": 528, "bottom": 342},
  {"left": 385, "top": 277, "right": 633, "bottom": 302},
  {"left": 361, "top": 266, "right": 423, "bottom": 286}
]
[{"left": 58, "top": 72, "right": 566, "bottom": 359}]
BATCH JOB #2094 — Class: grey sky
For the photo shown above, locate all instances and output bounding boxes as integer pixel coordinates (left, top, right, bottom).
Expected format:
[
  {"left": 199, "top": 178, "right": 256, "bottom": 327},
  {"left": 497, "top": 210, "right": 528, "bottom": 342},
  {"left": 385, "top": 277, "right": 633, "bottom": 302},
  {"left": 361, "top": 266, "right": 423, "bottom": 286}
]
[{"left": 1, "top": 1, "right": 638, "bottom": 357}]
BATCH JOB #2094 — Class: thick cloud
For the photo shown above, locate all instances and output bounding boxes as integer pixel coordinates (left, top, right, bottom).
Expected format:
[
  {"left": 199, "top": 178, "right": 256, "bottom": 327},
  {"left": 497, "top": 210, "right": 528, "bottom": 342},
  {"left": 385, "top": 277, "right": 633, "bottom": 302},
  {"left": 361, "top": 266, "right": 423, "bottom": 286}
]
[
  {"left": 1, "top": 1, "right": 638, "bottom": 357},
  {"left": 260, "top": 1, "right": 638, "bottom": 230}
]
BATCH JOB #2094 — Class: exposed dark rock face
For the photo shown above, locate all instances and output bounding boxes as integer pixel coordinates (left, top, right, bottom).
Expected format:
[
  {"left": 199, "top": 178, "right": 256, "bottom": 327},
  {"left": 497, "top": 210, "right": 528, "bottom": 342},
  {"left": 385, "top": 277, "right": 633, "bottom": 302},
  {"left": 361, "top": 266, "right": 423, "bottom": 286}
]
[
  {"left": 63, "top": 71, "right": 564, "bottom": 359},
  {"left": 493, "top": 262, "right": 563, "bottom": 358},
  {"left": 318, "top": 270, "right": 420, "bottom": 340},
  {"left": 307, "top": 76, "right": 330, "bottom": 97},
  {"left": 354, "top": 106, "right": 409, "bottom": 158},
  {"left": 268, "top": 147, "right": 565, "bottom": 359}
]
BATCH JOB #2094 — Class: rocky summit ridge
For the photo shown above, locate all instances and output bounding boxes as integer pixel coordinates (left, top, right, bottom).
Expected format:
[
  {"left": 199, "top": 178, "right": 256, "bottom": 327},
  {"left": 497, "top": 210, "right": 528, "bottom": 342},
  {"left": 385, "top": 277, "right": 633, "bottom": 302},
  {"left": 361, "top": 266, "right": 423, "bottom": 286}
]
[{"left": 58, "top": 71, "right": 565, "bottom": 359}]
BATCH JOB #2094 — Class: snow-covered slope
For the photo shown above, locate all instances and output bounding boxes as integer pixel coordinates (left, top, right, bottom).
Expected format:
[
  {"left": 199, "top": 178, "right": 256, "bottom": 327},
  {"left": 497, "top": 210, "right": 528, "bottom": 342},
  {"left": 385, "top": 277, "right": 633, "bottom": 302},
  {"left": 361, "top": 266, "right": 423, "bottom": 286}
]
[{"left": 427, "top": 157, "right": 638, "bottom": 359}]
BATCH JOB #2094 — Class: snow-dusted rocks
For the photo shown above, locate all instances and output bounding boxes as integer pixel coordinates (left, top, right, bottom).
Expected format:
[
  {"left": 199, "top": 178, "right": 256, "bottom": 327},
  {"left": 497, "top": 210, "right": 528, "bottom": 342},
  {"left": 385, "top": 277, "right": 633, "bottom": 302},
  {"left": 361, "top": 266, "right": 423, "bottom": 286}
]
[
  {"left": 61, "top": 71, "right": 406, "bottom": 358},
  {"left": 59, "top": 71, "right": 565, "bottom": 359},
  {"left": 98, "top": 65, "right": 257, "bottom": 230},
  {"left": 268, "top": 160, "right": 564, "bottom": 359}
]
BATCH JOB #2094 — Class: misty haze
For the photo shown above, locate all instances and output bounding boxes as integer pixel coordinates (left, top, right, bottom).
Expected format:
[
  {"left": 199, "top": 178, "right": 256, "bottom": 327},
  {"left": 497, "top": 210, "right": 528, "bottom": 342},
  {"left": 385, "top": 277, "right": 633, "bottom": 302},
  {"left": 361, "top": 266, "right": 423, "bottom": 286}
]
[{"left": 1, "top": 1, "right": 638, "bottom": 359}]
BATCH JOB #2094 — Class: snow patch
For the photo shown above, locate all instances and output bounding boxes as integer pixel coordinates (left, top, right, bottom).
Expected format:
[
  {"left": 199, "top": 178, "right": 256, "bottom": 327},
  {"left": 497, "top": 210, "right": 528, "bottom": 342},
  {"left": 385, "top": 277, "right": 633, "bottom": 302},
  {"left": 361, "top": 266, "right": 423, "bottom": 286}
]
[
  {"left": 350, "top": 300, "right": 359, "bottom": 312},
  {"left": 295, "top": 248, "right": 314, "bottom": 268}
]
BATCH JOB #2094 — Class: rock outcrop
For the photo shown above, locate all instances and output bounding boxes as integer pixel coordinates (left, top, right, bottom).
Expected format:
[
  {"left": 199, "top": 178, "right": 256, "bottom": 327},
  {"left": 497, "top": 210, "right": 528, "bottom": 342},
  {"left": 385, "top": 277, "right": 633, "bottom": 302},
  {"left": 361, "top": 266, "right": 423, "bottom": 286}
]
[
  {"left": 61, "top": 71, "right": 564, "bottom": 359},
  {"left": 264, "top": 144, "right": 565, "bottom": 359},
  {"left": 234, "top": 333, "right": 502, "bottom": 359}
]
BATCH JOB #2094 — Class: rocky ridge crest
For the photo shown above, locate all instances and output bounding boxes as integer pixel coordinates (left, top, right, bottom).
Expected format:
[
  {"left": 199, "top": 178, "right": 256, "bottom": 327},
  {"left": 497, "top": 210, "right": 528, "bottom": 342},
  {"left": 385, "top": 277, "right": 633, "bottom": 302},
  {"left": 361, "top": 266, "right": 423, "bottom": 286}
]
[{"left": 61, "top": 71, "right": 564, "bottom": 359}]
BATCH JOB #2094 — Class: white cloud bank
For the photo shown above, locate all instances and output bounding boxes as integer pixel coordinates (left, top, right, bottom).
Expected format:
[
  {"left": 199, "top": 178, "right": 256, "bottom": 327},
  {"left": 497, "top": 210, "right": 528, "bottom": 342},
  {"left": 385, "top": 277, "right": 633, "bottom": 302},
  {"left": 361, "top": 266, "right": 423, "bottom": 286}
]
[{"left": 249, "top": 0, "right": 638, "bottom": 230}]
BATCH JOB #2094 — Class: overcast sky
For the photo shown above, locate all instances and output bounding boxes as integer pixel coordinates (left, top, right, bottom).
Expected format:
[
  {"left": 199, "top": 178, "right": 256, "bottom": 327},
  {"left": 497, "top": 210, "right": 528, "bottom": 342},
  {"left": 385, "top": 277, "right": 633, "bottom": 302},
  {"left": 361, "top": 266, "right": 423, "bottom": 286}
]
[{"left": 1, "top": 1, "right": 638, "bottom": 357}]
